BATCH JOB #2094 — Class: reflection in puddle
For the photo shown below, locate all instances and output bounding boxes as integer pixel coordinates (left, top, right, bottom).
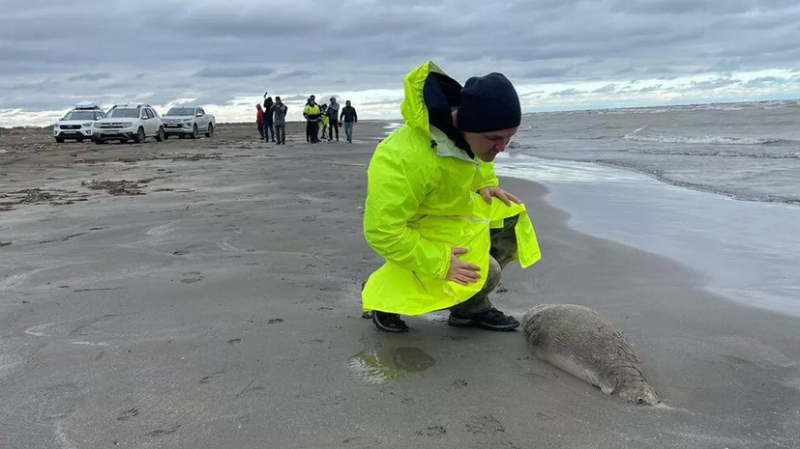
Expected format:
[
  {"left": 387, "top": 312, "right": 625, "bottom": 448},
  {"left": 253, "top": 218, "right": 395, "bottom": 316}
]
[{"left": 348, "top": 347, "right": 436, "bottom": 384}]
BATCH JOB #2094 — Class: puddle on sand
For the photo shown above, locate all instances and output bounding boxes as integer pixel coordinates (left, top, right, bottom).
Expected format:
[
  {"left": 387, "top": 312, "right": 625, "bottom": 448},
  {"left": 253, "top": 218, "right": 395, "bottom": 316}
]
[{"left": 348, "top": 347, "right": 436, "bottom": 384}]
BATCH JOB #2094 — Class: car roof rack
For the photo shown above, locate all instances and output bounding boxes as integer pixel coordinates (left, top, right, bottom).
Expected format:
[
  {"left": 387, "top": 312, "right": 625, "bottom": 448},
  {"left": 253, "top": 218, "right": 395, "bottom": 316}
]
[
  {"left": 111, "top": 103, "right": 152, "bottom": 109},
  {"left": 74, "top": 101, "right": 101, "bottom": 110}
]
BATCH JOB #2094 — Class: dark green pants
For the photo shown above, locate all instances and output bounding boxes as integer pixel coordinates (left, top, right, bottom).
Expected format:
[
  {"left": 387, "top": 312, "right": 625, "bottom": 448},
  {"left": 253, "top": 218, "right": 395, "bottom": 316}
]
[{"left": 449, "top": 215, "right": 519, "bottom": 317}]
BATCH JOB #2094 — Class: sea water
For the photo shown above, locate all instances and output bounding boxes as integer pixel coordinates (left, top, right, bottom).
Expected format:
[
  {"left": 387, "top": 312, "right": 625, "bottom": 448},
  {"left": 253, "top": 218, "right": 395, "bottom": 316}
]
[{"left": 497, "top": 100, "right": 800, "bottom": 317}]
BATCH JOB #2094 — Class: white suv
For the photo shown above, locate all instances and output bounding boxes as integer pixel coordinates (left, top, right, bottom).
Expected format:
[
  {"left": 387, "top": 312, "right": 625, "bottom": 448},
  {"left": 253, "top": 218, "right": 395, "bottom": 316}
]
[
  {"left": 93, "top": 104, "right": 165, "bottom": 144},
  {"left": 53, "top": 102, "right": 105, "bottom": 143}
]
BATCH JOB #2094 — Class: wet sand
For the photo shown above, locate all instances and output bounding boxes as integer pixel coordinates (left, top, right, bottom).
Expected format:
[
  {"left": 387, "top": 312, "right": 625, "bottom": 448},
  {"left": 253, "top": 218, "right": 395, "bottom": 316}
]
[{"left": 1, "top": 122, "right": 798, "bottom": 448}]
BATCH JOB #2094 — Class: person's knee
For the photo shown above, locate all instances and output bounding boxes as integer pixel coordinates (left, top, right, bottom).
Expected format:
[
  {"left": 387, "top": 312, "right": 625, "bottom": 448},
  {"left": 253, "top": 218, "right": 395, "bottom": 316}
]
[{"left": 484, "top": 257, "right": 502, "bottom": 292}]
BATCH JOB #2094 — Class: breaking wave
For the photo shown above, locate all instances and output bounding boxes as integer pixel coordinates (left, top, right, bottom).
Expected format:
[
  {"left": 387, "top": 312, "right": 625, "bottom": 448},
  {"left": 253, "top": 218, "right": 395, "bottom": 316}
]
[
  {"left": 623, "top": 131, "right": 783, "bottom": 146},
  {"left": 626, "top": 148, "right": 800, "bottom": 159}
]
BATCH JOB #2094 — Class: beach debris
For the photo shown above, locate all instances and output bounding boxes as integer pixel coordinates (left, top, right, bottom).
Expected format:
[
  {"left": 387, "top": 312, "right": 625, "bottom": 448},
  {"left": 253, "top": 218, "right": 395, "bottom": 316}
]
[
  {"left": 0, "top": 188, "right": 90, "bottom": 211},
  {"left": 171, "top": 153, "right": 222, "bottom": 162},
  {"left": 0, "top": 241, "right": 11, "bottom": 247},
  {"left": 268, "top": 318, "right": 284, "bottom": 324},
  {"left": 82, "top": 179, "right": 152, "bottom": 196}
]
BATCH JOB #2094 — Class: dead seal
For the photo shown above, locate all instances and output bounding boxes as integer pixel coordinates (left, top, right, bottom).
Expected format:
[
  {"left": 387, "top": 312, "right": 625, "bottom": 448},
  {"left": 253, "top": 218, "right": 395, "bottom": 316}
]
[{"left": 522, "top": 304, "right": 659, "bottom": 405}]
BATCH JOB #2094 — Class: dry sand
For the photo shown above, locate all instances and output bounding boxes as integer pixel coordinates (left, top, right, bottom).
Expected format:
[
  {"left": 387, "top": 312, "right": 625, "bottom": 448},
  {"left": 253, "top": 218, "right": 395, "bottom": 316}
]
[{"left": 1, "top": 122, "right": 798, "bottom": 448}]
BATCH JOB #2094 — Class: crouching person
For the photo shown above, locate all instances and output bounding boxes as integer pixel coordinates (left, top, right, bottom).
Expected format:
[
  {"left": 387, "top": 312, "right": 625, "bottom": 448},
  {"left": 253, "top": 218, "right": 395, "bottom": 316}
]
[{"left": 362, "top": 61, "right": 541, "bottom": 333}]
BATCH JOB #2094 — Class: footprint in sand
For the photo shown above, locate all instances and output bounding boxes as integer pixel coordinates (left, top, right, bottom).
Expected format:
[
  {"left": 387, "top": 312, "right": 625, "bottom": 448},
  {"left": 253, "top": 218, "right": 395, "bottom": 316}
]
[
  {"left": 416, "top": 426, "right": 446, "bottom": 437},
  {"left": 117, "top": 408, "right": 140, "bottom": 421},
  {"left": 180, "top": 272, "right": 204, "bottom": 284},
  {"left": 146, "top": 424, "right": 181, "bottom": 437}
]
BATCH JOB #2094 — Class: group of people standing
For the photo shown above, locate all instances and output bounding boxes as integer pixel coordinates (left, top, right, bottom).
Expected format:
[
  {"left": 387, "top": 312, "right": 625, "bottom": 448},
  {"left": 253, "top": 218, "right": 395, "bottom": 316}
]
[
  {"left": 257, "top": 95, "right": 289, "bottom": 144},
  {"left": 302, "top": 96, "right": 358, "bottom": 144},
  {"left": 256, "top": 94, "right": 357, "bottom": 144}
]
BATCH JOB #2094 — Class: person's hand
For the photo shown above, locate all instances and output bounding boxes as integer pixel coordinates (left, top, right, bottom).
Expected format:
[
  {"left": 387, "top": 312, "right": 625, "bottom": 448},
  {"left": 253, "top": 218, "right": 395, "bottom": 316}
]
[
  {"left": 478, "top": 187, "right": 521, "bottom": 206},
  {"left": 447, "top": 247, "right": 481, "bottom": 285}
]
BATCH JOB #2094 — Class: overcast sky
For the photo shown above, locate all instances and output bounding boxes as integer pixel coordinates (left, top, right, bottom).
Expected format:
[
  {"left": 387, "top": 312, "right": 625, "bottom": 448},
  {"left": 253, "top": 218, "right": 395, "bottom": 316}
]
[{"left": 2, "top": 0, "right": 800, "bottom": 126}]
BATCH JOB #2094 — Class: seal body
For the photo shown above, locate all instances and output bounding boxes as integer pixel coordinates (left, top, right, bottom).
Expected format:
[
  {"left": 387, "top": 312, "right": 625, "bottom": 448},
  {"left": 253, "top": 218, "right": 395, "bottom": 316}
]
[{"left": 522, "top": 304, "right": 659, "bottom": 405}]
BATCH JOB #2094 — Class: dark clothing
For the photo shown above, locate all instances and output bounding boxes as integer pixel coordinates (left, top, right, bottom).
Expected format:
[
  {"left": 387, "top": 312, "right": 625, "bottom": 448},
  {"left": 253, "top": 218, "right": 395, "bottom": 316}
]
[
  {"left": 328, "top": 119, "right": 339, "bottom": 141},
  {"left": 424, "top": 72, "right": 474, "bottom": 158},
  {"left": 340, "top": 106, "right": 358, "bottom": 123},
  {"left": 263, "top": 99, "right": 275, "bottom": 123},
  {"left": 457, "top": 73, "right": 521, "bottom": 133},
  {"left": 276, "top": 125, "right": 286, "bottom": 144},
  {"left": 307, "top": 121, "right": 319, "bottom": 143},
  {"left": 257, "top": 123, "right": 264, "bottom": 138},
  {"left": 449, "top": 215, "right": 519, "bottom": 316},
  {"left": 263, "top": 122, "right": 275, "bottom": 141},
  {"left": 327, "top": 101, "right": 340, "bottom": 141}
]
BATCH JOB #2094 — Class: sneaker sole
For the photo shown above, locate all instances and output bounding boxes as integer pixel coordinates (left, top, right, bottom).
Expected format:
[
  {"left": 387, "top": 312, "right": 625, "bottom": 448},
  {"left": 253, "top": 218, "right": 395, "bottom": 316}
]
[{"left": 448, "top": 318, "right": 519, "bottom": 331}]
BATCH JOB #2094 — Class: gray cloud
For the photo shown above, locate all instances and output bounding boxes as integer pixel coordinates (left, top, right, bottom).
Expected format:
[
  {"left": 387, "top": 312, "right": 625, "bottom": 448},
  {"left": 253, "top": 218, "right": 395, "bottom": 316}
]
[
  {"left": 638, "top": 84, "right": 664, "bottom": 93},
  {"left": 689, "top": 77, "right": 742, "bottom": 90},
  {"left": 193, "top": 67, "right": 274, "bottom": 78},
  {"left": 2, "top": 0, "right": 800, "bottom": 122},
  {"left": 745, "top": 76, "right": 786, "bottom": 87},
  {"left": 551, "top": 88, "right": 585, "bottom": 97},
  {"left": 67, "top": 73, "right": 111, "bottom": 82},
  {"left": 522, "top": 67, "right": 571, "bottom": 79},
  {"left": 592, "top": 84, "right": 618, "bottom": 94},
  {"left": 282, "top": 70, "right": 315, "bottom": 79}
]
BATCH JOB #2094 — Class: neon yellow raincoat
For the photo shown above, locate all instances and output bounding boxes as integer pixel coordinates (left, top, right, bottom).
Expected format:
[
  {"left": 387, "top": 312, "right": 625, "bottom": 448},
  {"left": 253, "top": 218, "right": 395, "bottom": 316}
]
[{"left": 362, "top": 61, "right": 541, "bottom": 316}]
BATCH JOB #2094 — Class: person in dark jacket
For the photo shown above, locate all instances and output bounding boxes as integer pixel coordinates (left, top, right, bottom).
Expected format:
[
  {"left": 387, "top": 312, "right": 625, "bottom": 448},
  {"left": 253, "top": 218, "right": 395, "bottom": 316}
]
[
  {"left": 273, "top": 96, "right": 288, "bottom": 145},
  {"left": 327, "top": 97, "right": 340, "bottom": 141},
  {"left": 256, "top": 104, "right": 264, "bottom": 139},
  {"left": 340, "top": 100, "right": 358, "bottom": 143},
  {"left": 263, "top": 97, "right": 275, "bottom": 142}
]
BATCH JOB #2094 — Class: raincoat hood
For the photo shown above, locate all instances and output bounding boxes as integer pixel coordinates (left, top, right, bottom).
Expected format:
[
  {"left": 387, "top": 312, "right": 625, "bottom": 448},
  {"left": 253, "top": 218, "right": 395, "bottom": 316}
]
[{"left": 400, "top": 61, "right": 473, "bottom": 157}]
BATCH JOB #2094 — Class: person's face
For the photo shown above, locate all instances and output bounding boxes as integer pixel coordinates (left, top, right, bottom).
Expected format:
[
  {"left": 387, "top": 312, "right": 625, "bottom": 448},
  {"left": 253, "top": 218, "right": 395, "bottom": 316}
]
[
  {"left": 463, "top": 127, "right": 518, "bottom": 162},
  {"left": 346, "top": 101, "right": 351, "bottom": 106}
]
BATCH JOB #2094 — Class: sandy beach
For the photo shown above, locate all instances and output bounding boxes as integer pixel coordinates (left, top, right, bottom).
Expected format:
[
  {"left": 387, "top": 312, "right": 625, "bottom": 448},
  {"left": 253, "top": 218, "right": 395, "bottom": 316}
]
[{"left": 1, "top": 122, "right": 799, "bottom": 448}]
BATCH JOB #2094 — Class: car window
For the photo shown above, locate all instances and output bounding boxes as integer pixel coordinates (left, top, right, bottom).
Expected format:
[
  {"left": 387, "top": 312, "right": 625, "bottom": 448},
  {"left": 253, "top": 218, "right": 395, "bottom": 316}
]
[{"left": 198, "top": 108, "right": 204, "bottom": 116}]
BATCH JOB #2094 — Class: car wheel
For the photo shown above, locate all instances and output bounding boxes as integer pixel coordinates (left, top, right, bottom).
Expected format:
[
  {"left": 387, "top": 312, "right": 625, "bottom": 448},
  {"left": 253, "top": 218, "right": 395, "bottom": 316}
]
[
  {"left": 205, "top": 123, "right": 214, "bottom": 138},
  {"left": 155, "top": 127, "right": 165, "bottom": 142},
  {"left": 163, "top": 133, "right": 169, "bottom": 140},
  {"left": 55, "top": 136, "right": 65, "bottom": 143},
  {"left": 190, "top": 124, "right": 198, "bottom": 139},
  {"left": 77, "top": 137, "right": 84, "bottom": 143},
  {"left": 178, "top": 134, "right": 185, "bottom": 139},
  {"left": 134, "top": 127, "right": 146, "bottom": 144},
  {"left": 94, "top": 137, "right": 104, "bottom": 145}
]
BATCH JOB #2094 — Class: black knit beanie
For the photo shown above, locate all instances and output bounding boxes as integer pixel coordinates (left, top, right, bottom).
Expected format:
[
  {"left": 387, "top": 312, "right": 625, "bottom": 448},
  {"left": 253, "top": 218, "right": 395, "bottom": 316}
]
[{"left": 457, "top": 73, "right": 521, "bottom": 133}]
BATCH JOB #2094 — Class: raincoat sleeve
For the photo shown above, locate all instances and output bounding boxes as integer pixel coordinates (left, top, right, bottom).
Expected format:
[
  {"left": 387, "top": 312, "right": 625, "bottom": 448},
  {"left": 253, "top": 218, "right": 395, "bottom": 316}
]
[
  {"left": 364, "top": 141, "right": 451, "bottom": 279},
  {"left": 472, "top": 160, "right": 500, "bottom": 191}
]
